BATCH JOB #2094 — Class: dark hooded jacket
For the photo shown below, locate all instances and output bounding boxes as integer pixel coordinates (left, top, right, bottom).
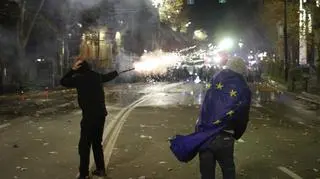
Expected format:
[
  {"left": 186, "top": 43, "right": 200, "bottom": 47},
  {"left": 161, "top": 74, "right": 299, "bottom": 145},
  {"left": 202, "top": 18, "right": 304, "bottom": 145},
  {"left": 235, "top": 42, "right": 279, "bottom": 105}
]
[{"left": 60, "top": 61, "right": 118, "bottom": 118}]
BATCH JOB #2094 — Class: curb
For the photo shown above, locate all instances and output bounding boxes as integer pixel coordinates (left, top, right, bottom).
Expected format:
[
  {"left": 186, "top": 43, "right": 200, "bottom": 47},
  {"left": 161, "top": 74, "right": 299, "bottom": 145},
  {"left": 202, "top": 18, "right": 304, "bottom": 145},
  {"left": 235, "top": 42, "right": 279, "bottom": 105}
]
[{"left": 265, "top": 77, "right": 320, "bottom": 105}]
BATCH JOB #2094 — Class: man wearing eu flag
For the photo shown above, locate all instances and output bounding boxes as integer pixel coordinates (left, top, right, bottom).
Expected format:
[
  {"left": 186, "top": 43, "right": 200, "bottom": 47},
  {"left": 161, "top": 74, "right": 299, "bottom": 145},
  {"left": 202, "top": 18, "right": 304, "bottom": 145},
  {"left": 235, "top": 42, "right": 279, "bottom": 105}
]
[{"left": 170, "top": 57, "right": 251, "bottom": 179}]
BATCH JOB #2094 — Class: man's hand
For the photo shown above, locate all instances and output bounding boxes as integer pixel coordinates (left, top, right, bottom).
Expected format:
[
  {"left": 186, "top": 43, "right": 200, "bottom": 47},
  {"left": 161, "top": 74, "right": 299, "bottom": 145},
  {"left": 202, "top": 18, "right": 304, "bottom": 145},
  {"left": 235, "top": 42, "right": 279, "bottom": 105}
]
[{"left": 72, "top": 57, "right": 83, "bottom": 70}]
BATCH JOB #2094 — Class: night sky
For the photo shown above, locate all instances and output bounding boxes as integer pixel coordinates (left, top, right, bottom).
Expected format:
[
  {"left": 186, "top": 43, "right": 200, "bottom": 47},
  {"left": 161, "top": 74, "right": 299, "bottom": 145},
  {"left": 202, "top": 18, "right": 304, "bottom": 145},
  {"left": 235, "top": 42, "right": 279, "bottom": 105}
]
[{"left": 188, "top": 0, "right": 266, "bottom": 48}]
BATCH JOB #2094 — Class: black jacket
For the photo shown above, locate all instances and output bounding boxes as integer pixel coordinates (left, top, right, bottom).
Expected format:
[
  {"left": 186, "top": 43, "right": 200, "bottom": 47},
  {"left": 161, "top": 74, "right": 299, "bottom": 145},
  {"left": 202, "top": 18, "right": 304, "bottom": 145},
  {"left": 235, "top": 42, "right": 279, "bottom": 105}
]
[{"left": 60, "top": 69, "right": 118, "bottom": 117}]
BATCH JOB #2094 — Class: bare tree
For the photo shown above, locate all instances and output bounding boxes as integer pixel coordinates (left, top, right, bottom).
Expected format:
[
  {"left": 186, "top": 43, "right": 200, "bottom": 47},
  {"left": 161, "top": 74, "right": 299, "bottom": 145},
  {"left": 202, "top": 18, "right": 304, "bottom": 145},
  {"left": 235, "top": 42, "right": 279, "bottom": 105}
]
[{"left": 14, "top": 0, "right": 46, "bottom": 80}]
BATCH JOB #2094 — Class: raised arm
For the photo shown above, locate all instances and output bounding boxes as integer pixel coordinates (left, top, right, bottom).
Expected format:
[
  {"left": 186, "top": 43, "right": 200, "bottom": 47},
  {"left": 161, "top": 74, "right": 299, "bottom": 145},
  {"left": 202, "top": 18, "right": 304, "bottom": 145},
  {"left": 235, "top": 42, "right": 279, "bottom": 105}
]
[
  {"left": 60, "top": 59, "right": 83, "bottom": 88},
  {"left": 100, "top": 71, "right": 119, "bottom": 83}
]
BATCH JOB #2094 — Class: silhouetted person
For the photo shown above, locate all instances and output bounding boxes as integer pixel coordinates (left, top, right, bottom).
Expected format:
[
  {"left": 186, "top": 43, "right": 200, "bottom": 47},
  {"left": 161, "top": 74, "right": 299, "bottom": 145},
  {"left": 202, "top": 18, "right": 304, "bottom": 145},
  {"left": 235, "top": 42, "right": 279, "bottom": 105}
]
[{"left": 60, "top": 58, "right": 118, "bottom": 179}]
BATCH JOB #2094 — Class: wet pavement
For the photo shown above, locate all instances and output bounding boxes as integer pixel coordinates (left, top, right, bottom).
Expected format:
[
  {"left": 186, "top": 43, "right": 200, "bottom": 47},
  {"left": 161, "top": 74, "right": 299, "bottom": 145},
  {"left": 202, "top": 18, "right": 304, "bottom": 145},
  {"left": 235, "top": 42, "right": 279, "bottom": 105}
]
[{"left": 0, "top": 82, "right": 319, "bottom": 179}]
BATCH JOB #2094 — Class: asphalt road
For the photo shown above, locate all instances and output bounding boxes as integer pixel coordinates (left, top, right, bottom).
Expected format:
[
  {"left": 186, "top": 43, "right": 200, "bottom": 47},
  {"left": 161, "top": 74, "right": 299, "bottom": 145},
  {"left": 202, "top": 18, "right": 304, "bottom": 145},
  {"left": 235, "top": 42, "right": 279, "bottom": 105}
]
[{"left": 0, "top": 82, "right": 319, "bottom": 179}]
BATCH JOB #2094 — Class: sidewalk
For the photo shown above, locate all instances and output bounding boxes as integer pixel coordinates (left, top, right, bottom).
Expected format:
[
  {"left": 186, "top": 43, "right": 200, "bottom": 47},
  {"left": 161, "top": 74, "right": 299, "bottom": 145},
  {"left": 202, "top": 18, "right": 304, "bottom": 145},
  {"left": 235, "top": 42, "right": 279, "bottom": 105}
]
[{"left": 263, "top": 76, "right": 320, "bottom": 105}]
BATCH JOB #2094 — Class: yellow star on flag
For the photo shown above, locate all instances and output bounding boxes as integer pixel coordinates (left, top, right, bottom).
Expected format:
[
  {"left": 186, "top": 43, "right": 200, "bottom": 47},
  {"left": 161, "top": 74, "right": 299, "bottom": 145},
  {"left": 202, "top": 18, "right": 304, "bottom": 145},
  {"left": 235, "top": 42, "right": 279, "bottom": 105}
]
[
  {"left": 230, "top": 89, "right": 237, "bottom": 97},
  {"left": 227, "top": 110, "right": 235, "bottom": 116},
  {"left": 213, "top": 120, "right": 221, "bottom": 125},
  {"left": 216, "top": 82, "right": 224, "bottom": 90}
]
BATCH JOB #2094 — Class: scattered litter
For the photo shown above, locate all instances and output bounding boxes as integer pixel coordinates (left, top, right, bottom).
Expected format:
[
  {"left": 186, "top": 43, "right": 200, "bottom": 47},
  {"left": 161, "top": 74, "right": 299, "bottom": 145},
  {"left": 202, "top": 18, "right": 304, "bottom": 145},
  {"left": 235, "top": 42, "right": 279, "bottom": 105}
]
[
  {"left": 20, "top": 168, "right": 27, "bottom": 171},
  {"left": 138, "top": 176, "right": 146, "bottom": 179},
  {"left": 237, "top": 139, "right": 245, "bottom": 143},
  {"left": 168, "top": 168, "right": 173, "bottom": 171},
  {"left": 23, "top": 157, "right": 29, "bottom": 160},
  {"left": 34, "top": 139, "right": 43, "bottom": 141},
  {"left": 313, "top": 168, "right": 319, "bottom": 172},
  {"left": 49, "top": 151, "right": 58, "bottom": 155},
  {"left": 140, "top": 135, "right": 152, "bottom": 139},
  {"left": 43, "top": 143, "right": 49, "bottom": 146},
  {"left": 159, "top": 161, "right": 167, "bottom": 164},
  {"left": 302, "top": 132, "right": 308, "bottom": 136},
  {"left": 16, "top": 166, "right": 27, "bottom": 172}
]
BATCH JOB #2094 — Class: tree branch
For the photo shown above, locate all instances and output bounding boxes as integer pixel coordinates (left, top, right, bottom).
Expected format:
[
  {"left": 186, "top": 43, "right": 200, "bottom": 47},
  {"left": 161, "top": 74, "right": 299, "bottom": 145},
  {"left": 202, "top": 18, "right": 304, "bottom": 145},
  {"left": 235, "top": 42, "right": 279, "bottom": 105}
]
[{"left": 22, "top": 0, "right": 46, "bottom": 48}]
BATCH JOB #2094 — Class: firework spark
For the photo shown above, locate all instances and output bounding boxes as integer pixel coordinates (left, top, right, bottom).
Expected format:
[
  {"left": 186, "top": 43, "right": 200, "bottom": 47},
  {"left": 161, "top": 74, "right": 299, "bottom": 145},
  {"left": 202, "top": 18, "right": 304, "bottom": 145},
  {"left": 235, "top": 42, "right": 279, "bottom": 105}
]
[{"left": 134, "top": 50, "right": 182, "bottom": 75}]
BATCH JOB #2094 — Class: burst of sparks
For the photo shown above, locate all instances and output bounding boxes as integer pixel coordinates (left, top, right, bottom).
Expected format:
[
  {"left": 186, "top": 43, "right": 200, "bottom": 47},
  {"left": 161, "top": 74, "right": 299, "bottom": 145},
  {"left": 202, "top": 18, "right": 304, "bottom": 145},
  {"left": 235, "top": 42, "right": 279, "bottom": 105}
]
[
  {"left": 134, "top": 50, "right": 182, "bottom": 75},
  {"left": 151, "top": 0, "right": 164, "bottom": 8}
]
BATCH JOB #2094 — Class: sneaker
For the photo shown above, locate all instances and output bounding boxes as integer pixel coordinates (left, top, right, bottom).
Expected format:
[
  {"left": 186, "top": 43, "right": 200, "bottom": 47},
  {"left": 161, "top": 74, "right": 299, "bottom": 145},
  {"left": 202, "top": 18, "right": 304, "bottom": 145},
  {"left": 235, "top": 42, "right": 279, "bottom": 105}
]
[{"left": 92, "top": 169, "right": 106, "bottom": 177}]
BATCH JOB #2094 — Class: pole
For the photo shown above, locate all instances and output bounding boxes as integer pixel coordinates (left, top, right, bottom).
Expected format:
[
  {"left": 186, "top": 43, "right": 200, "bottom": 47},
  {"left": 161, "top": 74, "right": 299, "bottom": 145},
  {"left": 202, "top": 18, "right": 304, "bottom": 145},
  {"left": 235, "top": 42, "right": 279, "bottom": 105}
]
[{"left": 284, "top": 0, "right": 289, "bottom": 82}]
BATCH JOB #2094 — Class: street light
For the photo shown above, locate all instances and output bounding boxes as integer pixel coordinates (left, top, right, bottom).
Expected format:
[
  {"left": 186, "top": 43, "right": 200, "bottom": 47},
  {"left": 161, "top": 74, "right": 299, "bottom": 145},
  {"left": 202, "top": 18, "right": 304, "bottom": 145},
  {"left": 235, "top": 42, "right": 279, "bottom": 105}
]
[
  {"left": 238, "top": 42, "right": 244, "bottom": 48},
  {"left": 218, "top": 38, "right": 234, "bottom": 50}
]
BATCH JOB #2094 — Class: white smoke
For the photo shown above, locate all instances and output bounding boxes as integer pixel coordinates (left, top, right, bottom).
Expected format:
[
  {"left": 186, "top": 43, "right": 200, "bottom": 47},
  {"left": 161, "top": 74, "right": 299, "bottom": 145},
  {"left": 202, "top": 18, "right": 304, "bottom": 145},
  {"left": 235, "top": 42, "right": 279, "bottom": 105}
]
[
  {"left": 68, "top": 0, "right": 102, "bottom": 8},
  {"left": 134, "top": 50, "right": 182, "bottom": 75}
]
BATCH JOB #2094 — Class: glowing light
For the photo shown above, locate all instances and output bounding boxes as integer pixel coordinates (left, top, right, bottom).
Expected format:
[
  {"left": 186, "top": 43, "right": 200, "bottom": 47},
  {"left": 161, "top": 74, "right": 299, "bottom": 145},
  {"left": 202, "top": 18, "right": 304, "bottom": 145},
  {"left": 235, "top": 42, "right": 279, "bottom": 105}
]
[
  {"left": 214, "top": 55, "right": 222, "bottom": 63},
  {"left": 115, "top": 32, "right": 121, "bottom": 41},
  {"left": 134, "top": 51, "right": 182, "bottom": 75},
  {"left": 151, "top": 0, "right": 163, "bottom": 8},
  {"left": 99, "top": 30, "right": 105, "bottom": 41},
  {"left": 194, "top": 76, "right": 201, "bottom": 84},
  {"left": 218, "top": 38, "right": 234, "bottom": 50},
  {"left": 248, "top": 55, "right": 254, "bottom": 60},
  {"left": 193, "top": 30, "right": 208, "bottom": 41},
  {"left": 317, "top": 0, "right": 319, "bottom": 7},
  {"left": 299, "top": 0, "right": 307, "bottom": 65},
  {"left": 238, "top": 42, "right": 244, "bottom": 48},
  {"left": 308, "top": 13, "right": 312, "bottom": 33}
]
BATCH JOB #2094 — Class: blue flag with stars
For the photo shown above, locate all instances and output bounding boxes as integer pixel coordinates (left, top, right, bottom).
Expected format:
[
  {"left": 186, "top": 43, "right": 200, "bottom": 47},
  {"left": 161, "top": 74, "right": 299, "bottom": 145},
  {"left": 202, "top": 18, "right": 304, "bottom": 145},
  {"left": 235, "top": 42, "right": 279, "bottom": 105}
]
[{"left": 169, "top": 69, "right": 251, "bottom": 163}]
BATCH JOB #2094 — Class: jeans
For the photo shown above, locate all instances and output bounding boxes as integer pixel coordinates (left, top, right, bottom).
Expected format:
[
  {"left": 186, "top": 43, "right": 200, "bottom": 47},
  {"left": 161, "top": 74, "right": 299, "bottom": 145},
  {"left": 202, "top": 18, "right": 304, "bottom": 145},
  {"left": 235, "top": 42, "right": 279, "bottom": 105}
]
[
  {"left": 199, "top": 132, "right": 235, "bottom": 179},
  {"left": 78, "top": 116, "right": 105, "bottom": 177}
]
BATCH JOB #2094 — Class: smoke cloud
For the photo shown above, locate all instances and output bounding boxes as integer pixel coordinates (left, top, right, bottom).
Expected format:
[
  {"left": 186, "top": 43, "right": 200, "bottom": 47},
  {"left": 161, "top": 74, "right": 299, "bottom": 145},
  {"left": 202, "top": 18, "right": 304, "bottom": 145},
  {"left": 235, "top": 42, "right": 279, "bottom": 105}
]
[{"left": 68, "top": 0, "right": 102, "bottom": 9}]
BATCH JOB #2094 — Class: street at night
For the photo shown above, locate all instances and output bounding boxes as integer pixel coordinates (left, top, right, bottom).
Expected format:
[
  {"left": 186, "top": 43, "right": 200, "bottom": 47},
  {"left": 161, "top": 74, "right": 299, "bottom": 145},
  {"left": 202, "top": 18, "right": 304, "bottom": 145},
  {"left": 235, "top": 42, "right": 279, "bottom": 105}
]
[
  {"left": 0, "top": 82, "right": 319, "bottom": 179},
  {"left": 1, "top": 0, "right": 320, "bottom": 179}
]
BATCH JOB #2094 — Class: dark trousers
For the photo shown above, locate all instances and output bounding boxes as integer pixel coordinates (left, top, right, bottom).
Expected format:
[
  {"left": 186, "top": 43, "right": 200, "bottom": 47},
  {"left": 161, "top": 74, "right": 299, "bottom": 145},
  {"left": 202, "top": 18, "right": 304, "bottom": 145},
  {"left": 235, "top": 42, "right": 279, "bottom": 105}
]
[
  {"left": 199, "top": 133, "right": 235, "bottom": 179},
  {"left": 79, "top": 116, "right": 105, "bottom": 176}
]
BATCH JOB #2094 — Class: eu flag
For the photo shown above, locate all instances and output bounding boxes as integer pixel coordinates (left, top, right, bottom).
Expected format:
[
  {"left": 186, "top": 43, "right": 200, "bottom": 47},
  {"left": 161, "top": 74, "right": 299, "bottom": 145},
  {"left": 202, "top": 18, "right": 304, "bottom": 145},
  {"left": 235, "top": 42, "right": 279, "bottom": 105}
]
[{"left": 169, "top": 69, "right": 251, "bottom": 163}]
